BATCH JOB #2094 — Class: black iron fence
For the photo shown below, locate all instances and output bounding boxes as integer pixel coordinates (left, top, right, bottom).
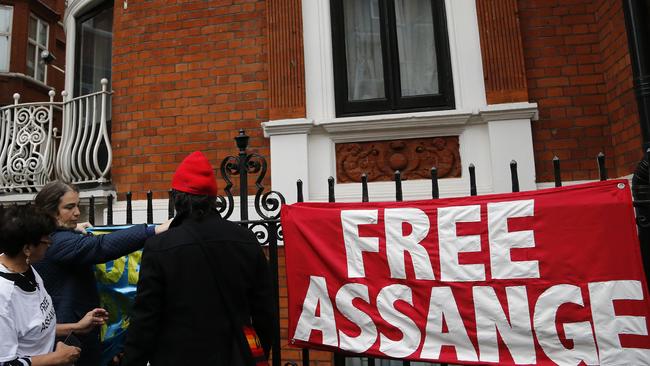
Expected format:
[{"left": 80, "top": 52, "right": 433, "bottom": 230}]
[{"left": 1, "top": 129, "right": 647, "bottom": 366}]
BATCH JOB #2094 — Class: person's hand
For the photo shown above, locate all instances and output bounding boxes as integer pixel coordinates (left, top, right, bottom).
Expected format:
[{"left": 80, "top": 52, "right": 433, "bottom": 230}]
[
  {"left": 110, "top": 352, "right": 124, "bottom": 366},
  {"left": 53, "top": 341, "right": 80, "bottom": 365},
  {"left": 154, "top": 218, "right": 173, "bottom": 234},
  {"left": 75, "top": 308, "right": 109, "bottom": 334},
  {"left": 75, "top": 222, "right": 93, "bottom": 234}
]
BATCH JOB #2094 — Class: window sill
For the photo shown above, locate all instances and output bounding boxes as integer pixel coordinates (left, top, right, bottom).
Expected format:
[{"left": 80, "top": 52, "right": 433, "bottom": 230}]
[
  {"left": 0, "top": 72, "right": 52, "bottom": 92},
  {"left": 318, "top": 102, "right": 538, "bottom": 142},
  {"left": 262, "top": 102, "right": 538, "bottom": 142}
]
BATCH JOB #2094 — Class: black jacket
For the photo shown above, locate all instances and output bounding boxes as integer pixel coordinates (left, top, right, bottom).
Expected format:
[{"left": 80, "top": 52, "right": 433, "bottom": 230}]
[{"left": 122, "top": 212, "right": 275, "bottom": 366}]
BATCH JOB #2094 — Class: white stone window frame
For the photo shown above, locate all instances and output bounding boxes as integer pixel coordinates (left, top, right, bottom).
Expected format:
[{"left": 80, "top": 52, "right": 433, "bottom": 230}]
[
  {"left": 263, "top": 0, "right": 538, "bottom": 203},
  {"left": 0, "top": 5, "right": 13, "bottom": 72},
  {"left": 27, "top": 13, "right": 49, "bottom": 83}
]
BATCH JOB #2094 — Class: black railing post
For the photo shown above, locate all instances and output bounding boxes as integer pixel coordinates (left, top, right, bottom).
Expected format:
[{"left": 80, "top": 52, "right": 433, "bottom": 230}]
[
  {"left": 107, "top": 194, "right": 114, "bottom": 225},
  {"left": 126, "top": 192, "right": 133, "bottom": 225},
  {"left": 361, "top": 173, "right": 369, "bottom": 202},
  {"left": 236, "top": 129, "right": 250, "bottom": 221},
  {"left": 469, "top": 164, "right": 477, "bottom": 196},
  {"left": 297, "top": 180, "right": 304, "bottom": 203},
  {"left": 395, "top": 171, "right": 403, "bottom": 201},
  {"left": 147, "top": 191, "right": 153, "bottom": 224},
  {"left": 510, "top": 160, "right": 520, "bottom": 193},
  {"left": 89, "top": 196, "right": 95, "bottom": 226},
  {"left": 168, "top": 190, "right": 174, "bottom": 219},
  {"left": 553, "top": 156, "right": 562, "bottom": 187},
  {"left": 431, "top": 167, "right": 439, "bottom": 199},
  {"left": 597, "top": 152, "right": 608, "bottom": 181}
]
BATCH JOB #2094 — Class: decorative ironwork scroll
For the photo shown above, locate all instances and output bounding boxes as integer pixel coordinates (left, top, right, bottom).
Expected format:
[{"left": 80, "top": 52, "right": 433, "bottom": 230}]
[
  {"left": 0, "top": 91, "right": 57, "bottom": 193},
  {"left": 218, "top": 129, "right": 286, "bottom": 220}
]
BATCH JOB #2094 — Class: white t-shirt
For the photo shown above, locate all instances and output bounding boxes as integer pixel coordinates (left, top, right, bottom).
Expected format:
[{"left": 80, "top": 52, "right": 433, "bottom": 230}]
[{"left": 0, "top": 265, "right": 56, "bottom": 362}]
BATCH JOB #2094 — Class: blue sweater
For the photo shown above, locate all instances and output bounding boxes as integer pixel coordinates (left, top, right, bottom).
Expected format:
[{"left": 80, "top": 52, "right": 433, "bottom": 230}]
[{"left": 34, "top": 224, "right": 153, "bottom": 366}]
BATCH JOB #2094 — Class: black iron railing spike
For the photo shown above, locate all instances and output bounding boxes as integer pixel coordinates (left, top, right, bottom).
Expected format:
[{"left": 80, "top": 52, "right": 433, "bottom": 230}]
[
  {"left": 597, "top": 152, "right": 608, "bottom": 181},
  {"left": 510, "top": 160, "right": 520, "bottom": 192},
  {"left": 469, "top": 164, "right": 477, "bottom": 196},
  {"left": 553, "top": 156, "right": 562, "bottom": 187},
  {"left": 296, "top": 180, "right": 304, "bottom": 203},
  {"left": 361, "top": 173, "right": 369, "bottom": 202},
  {"left": 431, "top": 167, "right": 439, "bottom": 199}
]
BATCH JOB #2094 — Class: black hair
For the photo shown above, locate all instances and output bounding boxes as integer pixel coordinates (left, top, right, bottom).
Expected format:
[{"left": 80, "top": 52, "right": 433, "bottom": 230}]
[
  {"left": 173, "top": 190, "right": 218, "bottom": 219},
  {"left": 34, "top": 181, "right": 79, "bottom": 218},
  {"left": 0, "top": 205, "right": 56, "bottom": 257}
]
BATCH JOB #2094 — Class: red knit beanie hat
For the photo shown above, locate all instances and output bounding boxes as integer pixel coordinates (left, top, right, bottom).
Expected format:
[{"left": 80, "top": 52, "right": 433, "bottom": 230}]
[{"left": 171, "top": 151, "right": 218, "bottom": 196}]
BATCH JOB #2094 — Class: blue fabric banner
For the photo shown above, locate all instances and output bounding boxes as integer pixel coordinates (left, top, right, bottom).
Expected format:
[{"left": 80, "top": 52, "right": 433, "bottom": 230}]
[{"left": 89, "top": 226, "right": 148, "bottom": 365}]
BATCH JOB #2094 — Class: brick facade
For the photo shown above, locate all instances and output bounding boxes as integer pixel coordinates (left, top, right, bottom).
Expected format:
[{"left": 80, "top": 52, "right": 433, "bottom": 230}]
[
  {"left": 111, "top": 1, "right": 272, "bottom": 199},
  {"left": 518, "top": 0, "right": 641, "bottom": 182},
  {"left": 0, "top": 0, "right": 66, "bottom": 105}
]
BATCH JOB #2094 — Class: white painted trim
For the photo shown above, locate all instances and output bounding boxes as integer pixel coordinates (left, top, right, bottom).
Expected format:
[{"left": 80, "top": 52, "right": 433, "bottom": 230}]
[
  {"left": 0, "top": 188, "right": 115, "bottom": 203},
  {"left": 63, "top": 0, "right": 106, "bottom": 95},
  {"left": 302, "top": 0, "right": 336, "bottom": 121},
  {"left": 262, "top": 118, "right": 313, "bottom": 137}
]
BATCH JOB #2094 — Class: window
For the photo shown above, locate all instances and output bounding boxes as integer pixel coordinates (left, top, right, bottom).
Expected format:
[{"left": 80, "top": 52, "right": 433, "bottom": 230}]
[
  {"left": 331, "top": 0, "right": 454, "bottom": 117},
  {"left": 27, "top": 14, "right": 49, "bottom": 82},
  {"left": 75, "top": 0, "right": 113, "bottom": 96},
  {"left": 0, "top": 5, "right": 12, "bottom": 72}
]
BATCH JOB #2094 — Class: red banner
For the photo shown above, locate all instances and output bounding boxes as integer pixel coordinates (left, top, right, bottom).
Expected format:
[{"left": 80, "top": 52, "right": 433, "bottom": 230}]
[{"left": 281, "top": 180, "right": 650, "bottom": 365}]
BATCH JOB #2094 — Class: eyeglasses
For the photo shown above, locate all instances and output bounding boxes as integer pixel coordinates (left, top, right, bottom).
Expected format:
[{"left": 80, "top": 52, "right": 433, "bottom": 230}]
[{"left": 38, "top": 240, "right": 52, "bottom": 246}]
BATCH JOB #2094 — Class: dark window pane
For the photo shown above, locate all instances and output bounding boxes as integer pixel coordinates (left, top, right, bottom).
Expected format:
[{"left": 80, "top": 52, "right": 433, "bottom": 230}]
[
  {"left": 38, "top": 21, "right": 48, "bottom": 47},
  {"left": 28, "top": 17, "right": 36, "bottom": 39},
  {"left": 77, "top": 4, "right": 113, "bottom": 96},
  {"left": 0, "top": 36, "right": 9, "bottom": 71},
  {"left": 26, "top": 43, "right": 35, "bottom": 76},
  {"left": 331, "top": 0, "right": 453, "bottom": 116},
  {"left": 344, "top": 0, "right": 385, "bottom": 101},
  {"left": 0, "top": 7, "right": 11, "bottom": 34},
  {"left": 395, "top": 0, "right": 437, "bottom": 96},
  {"left": 36, "top": 57, "right": 45, "bottom": 81}
]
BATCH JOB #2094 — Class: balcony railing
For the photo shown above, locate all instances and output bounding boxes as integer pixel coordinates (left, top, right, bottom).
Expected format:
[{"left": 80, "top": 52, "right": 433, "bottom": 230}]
[{"left": 0, "top": 78, "right": 112, "bottom": 193}]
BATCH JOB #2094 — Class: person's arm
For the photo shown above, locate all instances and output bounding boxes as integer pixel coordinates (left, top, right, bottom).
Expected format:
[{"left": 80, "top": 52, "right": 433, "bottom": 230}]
[
  {"left": 1, "top": 314, "right": 79, "bottom": 366},
  {"left": 46, "top": 225, "right": 153, "bottom": 265},
  {"left": 47, "top": 219, "right": 173, "bottom": 265},
  {"left": 28, "top": 342, "right": 80, "bottom": 366},
  {"left": 249, "top": 245, "right": 276, "bottom": 357},
  {"left": 121, "top": 241, "right": 165, "bottom": 366},
  {"left": 55, "top": 308, "right": 109, "bottom": 336}
]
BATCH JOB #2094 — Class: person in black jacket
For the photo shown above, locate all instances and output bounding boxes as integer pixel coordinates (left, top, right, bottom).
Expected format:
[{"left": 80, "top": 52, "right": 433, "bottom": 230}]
[
  {"left": 33, "top": 181, "right": 172, "bottom": 366},
  {"left": 122, "top": 151, "right": 275, "bottom": 366}
]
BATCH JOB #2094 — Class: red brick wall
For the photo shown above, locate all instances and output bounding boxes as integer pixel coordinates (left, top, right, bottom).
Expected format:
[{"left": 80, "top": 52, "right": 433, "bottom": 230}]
[
  {"left": 596, "top": 0, "right": 642, "bottom": 178},
  {"left": 111, "top": 0, "right": 270, "bottom": 199},
  {"left": 518, "top": 0, "right": 642, "bottom": 182},
  {"left": 0, "top": 0, "right": 66, "bottom": 104}
]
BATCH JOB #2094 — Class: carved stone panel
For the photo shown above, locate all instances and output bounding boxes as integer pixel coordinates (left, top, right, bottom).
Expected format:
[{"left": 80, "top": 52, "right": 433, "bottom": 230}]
[{"left": 336, "top": 137, "right": 461, "bottom": 183}]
